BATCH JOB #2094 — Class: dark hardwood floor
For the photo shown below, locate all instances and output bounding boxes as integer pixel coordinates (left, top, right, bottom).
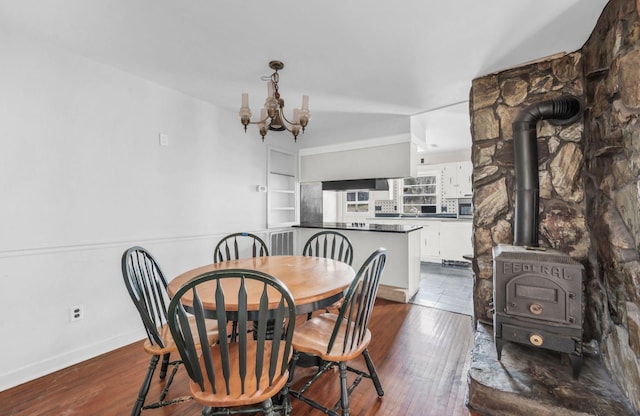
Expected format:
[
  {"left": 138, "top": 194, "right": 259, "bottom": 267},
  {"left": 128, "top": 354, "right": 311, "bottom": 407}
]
[{"left": 0, "top": 299, "right": 474, "bottom": 415}]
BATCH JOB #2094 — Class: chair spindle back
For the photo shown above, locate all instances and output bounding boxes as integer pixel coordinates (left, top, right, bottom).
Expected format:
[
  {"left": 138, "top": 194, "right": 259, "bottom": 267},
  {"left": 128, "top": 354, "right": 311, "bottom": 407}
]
[
  {"left": 213, "top": 232, "right": 269, "bottom": 263},
  {"left": 328, "top": 248, "right": 386, "bottom": 355},
  {"left": 121, "top": 246, "right": 170, "bottom": 348},
  {"left": 303, "top": 231, "right": 354, "bottom": 266},
  {"left": 167, "top": 269, "right": 296, "bottom": 398}
]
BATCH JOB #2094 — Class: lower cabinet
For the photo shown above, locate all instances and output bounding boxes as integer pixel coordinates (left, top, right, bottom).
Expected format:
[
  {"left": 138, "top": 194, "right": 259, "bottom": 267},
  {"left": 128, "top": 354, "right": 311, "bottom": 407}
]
[
  {"left": 420, "top": 221, "right": 441, "bottom": 262},
  {"left": 440, "top": 221, "right": 473, "bottom": 263},
  {"left": 369, "top": 218, "right": 472, "bottom": 263}
]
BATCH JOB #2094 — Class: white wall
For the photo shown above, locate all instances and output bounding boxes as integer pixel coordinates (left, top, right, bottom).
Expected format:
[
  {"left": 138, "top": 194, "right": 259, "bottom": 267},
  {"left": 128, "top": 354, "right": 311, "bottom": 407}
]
[
  {"left": 295, "top": 111, "right": 410, "bottom": 149},
  {"left": 417, "top": 148, "right": 472, "bottom": 165},
  {"left": 0, "top": 31, "right": 296, "bottom": 390}
]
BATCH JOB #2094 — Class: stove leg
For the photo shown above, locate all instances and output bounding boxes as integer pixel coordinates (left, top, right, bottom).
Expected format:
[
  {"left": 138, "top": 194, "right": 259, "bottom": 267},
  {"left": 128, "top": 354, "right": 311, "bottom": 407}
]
[
  {"left": 495, "top": 338, "right": 503, "bottom": 361},
  {"left": 569, "top": 353, "right": 582, "bottom": 379}
]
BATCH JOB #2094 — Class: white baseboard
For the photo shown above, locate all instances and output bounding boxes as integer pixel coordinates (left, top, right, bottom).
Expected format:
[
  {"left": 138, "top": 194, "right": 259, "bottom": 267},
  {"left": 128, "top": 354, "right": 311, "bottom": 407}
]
[
  {"left": 377, "top": 284, "right": 410, "bottom": 303},
  {"left": 0, "top": 329, "right": 143, "bottom": 392}
]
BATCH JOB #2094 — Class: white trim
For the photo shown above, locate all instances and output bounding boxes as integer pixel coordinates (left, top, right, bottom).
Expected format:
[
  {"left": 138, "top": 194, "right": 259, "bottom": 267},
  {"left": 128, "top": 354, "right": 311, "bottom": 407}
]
[{"left": 0, "top": 231, "right": 268, "bottom": 259}]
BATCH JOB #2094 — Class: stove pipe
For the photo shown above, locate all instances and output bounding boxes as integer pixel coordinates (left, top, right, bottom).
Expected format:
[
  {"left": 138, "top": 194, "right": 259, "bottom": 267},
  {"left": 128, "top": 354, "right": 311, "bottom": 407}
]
[{"left": 513, "top": 96, "right": 581, "bottom": 247}]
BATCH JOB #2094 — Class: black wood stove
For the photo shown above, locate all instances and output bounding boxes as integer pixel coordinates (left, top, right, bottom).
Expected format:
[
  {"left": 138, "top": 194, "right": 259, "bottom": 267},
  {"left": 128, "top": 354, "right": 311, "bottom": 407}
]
[
  {"left": 493, "top": 244, "right": 583, "bottom": 377},
  {"left": 493, "top": 96, "right": 584, "bottom": 378}
]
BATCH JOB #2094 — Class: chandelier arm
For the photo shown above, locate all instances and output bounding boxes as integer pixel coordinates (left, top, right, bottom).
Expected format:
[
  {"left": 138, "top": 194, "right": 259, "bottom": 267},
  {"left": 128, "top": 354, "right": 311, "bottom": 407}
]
[
  {"left": 276, "top": 112, "right": 294, "bottom": 133},
  {"left": 275, "top": 109, "right": 303, "bottom": 141},
  {"left": 246, "top": 109, "right": 296, "bottom": 135},
  {"left": 245, "top": 114, "right": 271, "bottom": 125},
  {"left": 278, "top": 110, "right": 302, "bottom": 128}
]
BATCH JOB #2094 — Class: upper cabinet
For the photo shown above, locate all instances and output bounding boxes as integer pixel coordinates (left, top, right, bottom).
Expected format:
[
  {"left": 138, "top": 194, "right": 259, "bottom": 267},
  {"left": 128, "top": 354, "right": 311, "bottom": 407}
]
[
  {"left": 402, "top": 173, "right": 438, "bottom": 214},
  {"left": 442, "top": 161, "right": 472, "bottom": 199}
]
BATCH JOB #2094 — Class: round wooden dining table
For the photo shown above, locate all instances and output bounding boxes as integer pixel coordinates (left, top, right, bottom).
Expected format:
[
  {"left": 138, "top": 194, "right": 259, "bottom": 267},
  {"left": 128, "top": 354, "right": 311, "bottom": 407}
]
[{"left": 167, "top": 255, "right": 356, "bottom": 316}]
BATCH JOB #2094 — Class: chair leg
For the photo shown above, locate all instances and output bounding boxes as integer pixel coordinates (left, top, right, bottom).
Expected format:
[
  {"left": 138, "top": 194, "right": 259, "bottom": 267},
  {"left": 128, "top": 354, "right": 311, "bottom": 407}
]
[
  {"left": 284, "top": 351, "right": 299, "bottom": 397},
  {"left": 362, "top": 349, "right": 384, "bottom": 397},
  {"left": 262, "top": 398, "right": 277, "bottom": 416},
  {"left": 338, "top": 362, "right": 351, "bottom": 416},
  {"left": 282, "top": 351, "right": 300, "bottom": 416},
  {"left": 158, "top": 359, "right": 181, "bottom": 402},
  {"left": 132, "top": 354, "right": 159, "bottom": 416},
  {"left": 159, "top": 353, "right": 170, "bottom": 379},
  {"left": 281, "top": 392, "right": 291, "bottom": 416}
]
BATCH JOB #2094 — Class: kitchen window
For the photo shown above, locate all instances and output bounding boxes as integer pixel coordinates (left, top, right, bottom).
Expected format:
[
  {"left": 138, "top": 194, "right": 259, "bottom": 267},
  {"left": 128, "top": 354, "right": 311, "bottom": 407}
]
[
  {"left": 402, "top": 174, "right": 438, "bottom": 214},
  {"left": 346, "top": 191, "right": 370, "bottom": 213}
]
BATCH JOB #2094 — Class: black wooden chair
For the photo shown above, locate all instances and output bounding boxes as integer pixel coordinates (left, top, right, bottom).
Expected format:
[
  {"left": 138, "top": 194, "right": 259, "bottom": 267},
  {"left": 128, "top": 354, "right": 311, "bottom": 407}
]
[
  {"left": 213, "top": 232, "right": 269, "bottom": 263},
  {"left": 167, "top": 269, "right": 297, "bottom": 416},
  {"left": 302, "top": 231, "right": 354, "bottom": 266},
  {"left": 214, "top": 233, "right": 270, "bottom": 341},
  {"left": 121, "top": 246, "right": 218, "bottom": 416},
  {"left": 302, "top": 231, "right": 354, "bottom": 318},
  {"left": 287, "top": 248, "right": 387, "bottom": 416}
]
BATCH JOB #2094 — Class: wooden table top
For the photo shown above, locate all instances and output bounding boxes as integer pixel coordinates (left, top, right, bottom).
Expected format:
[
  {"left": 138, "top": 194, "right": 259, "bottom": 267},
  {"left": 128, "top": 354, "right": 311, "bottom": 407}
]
[{"left": 168, "top": 255, "right": 355, "bottom": 314}]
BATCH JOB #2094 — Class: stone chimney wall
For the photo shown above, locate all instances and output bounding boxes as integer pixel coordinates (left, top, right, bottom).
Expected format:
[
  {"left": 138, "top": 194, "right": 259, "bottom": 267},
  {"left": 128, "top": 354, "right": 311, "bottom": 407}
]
[
  {"left": 469, "top": 0, "right": 640, "bottom": 409},
  {"left": 469, "top": 51, "right": 587, "bottom": 324},
  {"left": 581, "top": 0, "right": 640, "bottom": 408}
]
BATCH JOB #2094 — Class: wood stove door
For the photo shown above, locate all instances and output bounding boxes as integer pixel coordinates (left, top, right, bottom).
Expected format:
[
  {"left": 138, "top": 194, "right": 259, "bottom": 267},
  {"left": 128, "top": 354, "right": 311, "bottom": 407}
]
[{"left": 505, "top": 274, "right": 568, "bottom": 324}]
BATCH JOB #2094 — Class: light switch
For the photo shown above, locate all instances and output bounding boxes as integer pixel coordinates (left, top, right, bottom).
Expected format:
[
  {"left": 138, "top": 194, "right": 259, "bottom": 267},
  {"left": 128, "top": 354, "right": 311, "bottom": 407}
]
[{"left": 159, "top": 133, "right": 169, "bottom": 146}]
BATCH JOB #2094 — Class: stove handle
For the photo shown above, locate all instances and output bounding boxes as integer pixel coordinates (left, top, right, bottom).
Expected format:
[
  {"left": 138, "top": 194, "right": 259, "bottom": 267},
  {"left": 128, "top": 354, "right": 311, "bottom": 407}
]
[
  {"left": 529, "top": 333, "right": 544, "bottom": 346},
  {"left": 529, "top": 303, "right": 543, "bottom": 315}
]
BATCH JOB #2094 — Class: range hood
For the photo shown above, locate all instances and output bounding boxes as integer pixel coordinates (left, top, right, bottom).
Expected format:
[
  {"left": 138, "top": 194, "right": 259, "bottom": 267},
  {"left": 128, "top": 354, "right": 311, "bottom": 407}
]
[{"left": 322, "top": 178, "right": 389, "bottom": 191}]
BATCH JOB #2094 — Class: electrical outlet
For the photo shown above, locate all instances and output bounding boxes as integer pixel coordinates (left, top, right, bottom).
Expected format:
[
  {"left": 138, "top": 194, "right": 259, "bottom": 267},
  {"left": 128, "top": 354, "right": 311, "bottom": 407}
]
[{"left": 70, "top": 305, "right": 83, "bottom": 322}]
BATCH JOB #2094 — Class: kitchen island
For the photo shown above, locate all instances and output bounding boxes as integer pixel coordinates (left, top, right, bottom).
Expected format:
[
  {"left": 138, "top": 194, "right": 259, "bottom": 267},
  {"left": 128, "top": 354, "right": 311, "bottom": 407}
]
[
  {"left": 369, "top": 216, "right": 473, "bottom": 264},
  {"left": 295, "top": 222, "right": 422, "bottom": 303}
]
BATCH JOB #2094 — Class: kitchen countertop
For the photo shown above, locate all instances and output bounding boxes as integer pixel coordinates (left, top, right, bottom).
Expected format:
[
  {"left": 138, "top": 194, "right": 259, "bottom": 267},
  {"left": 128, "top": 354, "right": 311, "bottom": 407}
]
[
  {"left": 295, "top": 222, "right": 422, "bottom": 233},
  {"left": 372, "top": 214, "right": 473, "bottom": 222}
]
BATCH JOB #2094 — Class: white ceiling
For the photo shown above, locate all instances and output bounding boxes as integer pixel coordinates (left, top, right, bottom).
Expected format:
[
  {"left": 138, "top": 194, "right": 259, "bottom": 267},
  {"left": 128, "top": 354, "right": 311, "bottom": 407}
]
[{"left": 0, "top": 0, "right": 608, "bottom": 151}]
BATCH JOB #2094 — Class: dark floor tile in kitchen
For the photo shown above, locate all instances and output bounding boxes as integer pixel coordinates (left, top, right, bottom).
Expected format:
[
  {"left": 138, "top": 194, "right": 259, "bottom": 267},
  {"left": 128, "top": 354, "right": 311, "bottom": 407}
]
[{"left": 410, "top": 262, "right": 473, "bottom": 316}]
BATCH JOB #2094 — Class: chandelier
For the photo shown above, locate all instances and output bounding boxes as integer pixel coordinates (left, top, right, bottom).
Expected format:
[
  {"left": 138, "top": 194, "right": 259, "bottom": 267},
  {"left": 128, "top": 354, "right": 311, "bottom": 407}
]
[{"left": 239, "top": 60, "right": 310, "bottom": 142}]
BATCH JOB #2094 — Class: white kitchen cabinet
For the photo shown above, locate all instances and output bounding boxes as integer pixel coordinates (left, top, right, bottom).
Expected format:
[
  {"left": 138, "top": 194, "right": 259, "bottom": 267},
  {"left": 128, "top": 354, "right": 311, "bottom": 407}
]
[
  {"left": 440, "top": 221, "right": 473, "bottom": 263},
  {"left": 402, "top": 174, "right": 438, "bottom": 214},
  {"left": 442, "top": 161, "right": 473, "bottom": 199},
  {"left": 458, "top": 162, "right": 473, "bottom": 197},
  {"left": 442, "top": 164, "right": 456, "bottom": 199},
  {"left": 420, "top": 221, "right": 440, "bottom": 262},
  {"left": 368, "top": 217, "right": 472, "bottom": 264}
]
